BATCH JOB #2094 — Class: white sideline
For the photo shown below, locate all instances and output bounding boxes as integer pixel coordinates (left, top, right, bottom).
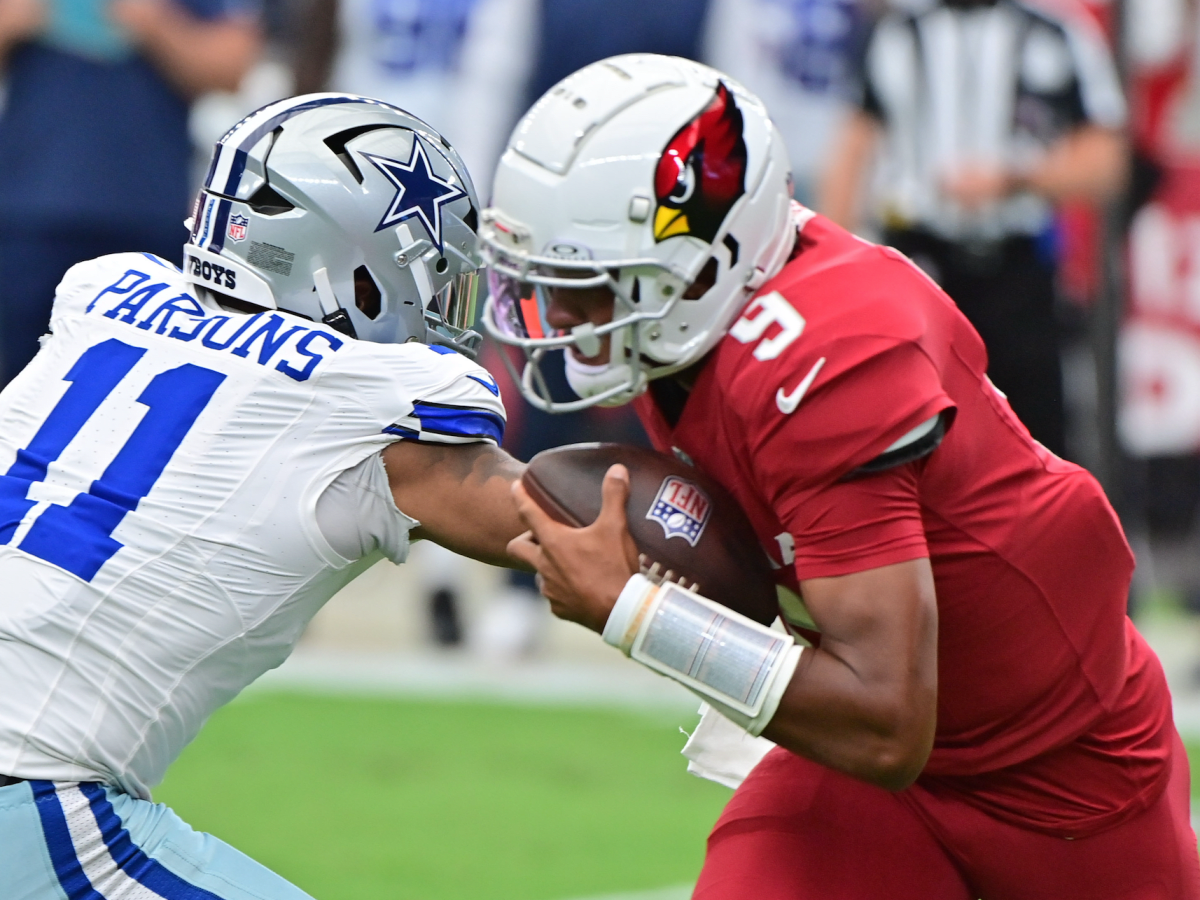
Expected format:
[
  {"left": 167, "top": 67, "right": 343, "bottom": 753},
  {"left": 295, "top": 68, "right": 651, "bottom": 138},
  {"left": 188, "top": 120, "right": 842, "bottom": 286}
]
[{"left": 248, "top": 647, "right": 699, "bottom": 710}]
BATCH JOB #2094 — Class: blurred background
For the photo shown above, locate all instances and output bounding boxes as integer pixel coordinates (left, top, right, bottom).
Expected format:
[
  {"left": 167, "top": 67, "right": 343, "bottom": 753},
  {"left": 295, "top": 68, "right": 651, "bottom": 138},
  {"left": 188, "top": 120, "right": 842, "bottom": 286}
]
[{"left": 2, "top": 0, "right": 1200, "bottom": 896}]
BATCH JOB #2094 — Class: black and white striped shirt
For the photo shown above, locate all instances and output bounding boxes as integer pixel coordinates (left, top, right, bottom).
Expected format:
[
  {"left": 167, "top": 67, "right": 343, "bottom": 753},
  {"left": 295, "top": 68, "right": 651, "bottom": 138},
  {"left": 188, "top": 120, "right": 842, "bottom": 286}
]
[{"left": 858, "top": 0, "right": 1126, "bottom": 240}]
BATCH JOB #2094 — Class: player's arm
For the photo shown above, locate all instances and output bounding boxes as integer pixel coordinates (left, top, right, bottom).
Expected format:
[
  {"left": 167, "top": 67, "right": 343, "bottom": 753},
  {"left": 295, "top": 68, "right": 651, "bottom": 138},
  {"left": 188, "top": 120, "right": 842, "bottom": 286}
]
[
  {"left": 384, "top": 439, "right": 531, "bottom": 570},
  {"left": 761, "top": 559, "right": 937, "bottom": 790},
  {"left": 510, "top": 465, "right": 937, "bottom": 791}
]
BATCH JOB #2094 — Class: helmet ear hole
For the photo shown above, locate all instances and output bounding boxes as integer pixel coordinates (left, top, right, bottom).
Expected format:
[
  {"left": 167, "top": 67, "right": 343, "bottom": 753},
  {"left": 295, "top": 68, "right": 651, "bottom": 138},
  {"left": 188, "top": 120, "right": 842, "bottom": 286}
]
[
  {"left": 354, "top": 265, "right": 382, "bottom": 320},
  {"left": 247, "top": 183, "right": 295, "bottom": 215},
  {"left": 324, "top": 124, "right": 393, "bottom": 184},
  {"left": 683, "top": 257, "right": 719, "bottom": 300},
  {"left": 435, "top": 257, "right": 449, "bottom": 274}
]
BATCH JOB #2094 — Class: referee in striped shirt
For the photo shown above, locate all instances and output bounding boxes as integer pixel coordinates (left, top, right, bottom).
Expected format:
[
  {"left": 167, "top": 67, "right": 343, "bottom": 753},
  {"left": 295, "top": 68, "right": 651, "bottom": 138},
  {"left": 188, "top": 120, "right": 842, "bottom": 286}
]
[{"left": 821, "top": 0, "right": 1127, "bottom": 458}]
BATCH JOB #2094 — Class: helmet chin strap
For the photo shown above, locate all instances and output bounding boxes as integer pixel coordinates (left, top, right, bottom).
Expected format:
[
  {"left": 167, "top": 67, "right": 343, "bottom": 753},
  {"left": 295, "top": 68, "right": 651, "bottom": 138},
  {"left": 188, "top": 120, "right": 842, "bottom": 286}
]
[
  {"left": 563, "top": 349, "right": 639, "bottom": 406},
  {"left": 312, "top": 267, "right": 357, "bottom": 338}
]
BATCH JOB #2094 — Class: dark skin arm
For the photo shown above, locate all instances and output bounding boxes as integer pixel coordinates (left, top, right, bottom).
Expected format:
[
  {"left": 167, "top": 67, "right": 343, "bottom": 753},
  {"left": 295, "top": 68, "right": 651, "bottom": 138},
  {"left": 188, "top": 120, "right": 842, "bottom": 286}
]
[
  {"left": 508, "top": 465, "right": 939, "bottom": 791},
  {"left": 384, "top": 439, "right": 532, "bottom": 571}
]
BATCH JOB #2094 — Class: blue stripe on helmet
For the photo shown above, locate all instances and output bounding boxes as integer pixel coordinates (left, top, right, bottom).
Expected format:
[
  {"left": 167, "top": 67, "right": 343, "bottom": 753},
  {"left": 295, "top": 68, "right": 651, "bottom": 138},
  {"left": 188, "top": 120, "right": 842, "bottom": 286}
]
[
  {"left": 222, "top": 149, "right": 250, "bottom": 197},
  {"left": 217, "top": 94, "right": 400, "bottom": 196},
  {"left": 31, "top": 781, "right": 99, "bottom": 900},
  {"left": 209, "top": 199, "right": 232, "bottom": 254},
  {"left": 78, "top": 782, "right": 224, "bottom": 900},
  {"left": 410, "top": 401, "right": 504, "bottom": 443}
]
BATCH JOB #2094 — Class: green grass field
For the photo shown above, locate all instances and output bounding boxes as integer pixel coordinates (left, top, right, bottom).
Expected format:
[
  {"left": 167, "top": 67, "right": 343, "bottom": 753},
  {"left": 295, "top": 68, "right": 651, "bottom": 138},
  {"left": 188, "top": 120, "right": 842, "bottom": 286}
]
[
  {"left": 156, "top": 691, "right": 728, "bottom": 900},
  {"left": 156, "top": 688, "right": 1200, "bottom": 900}
]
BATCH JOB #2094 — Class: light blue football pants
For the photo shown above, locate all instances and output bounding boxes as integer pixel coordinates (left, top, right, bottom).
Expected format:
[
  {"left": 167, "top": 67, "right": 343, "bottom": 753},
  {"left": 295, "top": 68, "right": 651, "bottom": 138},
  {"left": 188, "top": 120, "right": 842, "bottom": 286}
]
[{"left": 0, "top": 779, "right": 316, "bottom": 900}]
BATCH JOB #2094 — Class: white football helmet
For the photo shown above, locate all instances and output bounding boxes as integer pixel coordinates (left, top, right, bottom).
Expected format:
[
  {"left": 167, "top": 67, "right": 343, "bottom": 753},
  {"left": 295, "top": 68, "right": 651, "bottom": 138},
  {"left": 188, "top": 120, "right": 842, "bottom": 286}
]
[
  {"left": 184, "top": 93, "right": 484, "bottom": 355},
  {"left": 481, "top": 54, "right": 797, "bottom": 411}
]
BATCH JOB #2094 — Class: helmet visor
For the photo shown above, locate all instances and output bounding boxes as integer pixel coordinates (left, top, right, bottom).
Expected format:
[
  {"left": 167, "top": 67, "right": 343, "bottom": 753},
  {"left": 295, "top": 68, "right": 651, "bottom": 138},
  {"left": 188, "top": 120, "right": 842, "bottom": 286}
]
[{"left": 485, "top": 268, "right": 554, "bottom": 341}]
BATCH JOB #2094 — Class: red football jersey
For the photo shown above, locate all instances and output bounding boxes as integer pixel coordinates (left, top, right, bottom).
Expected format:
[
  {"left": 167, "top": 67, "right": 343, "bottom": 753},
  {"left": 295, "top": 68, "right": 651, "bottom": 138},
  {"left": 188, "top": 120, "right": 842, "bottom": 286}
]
[{"left": 633, "top": 214, "right": 1174, "bottom": 837}]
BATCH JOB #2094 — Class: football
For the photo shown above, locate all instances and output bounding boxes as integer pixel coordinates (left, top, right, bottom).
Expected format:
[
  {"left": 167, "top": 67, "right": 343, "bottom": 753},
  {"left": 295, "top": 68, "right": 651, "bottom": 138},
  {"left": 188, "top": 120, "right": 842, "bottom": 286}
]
[{"left": 522, "top": 443, "right": 779, "bottom": 625}]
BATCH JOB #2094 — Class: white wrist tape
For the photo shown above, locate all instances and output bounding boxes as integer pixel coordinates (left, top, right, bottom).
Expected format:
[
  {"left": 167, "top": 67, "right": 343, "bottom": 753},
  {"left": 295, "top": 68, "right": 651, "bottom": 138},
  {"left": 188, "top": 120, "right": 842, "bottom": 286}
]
[{"left": 603, "top": 574, "right": 802, "bottom": 735}]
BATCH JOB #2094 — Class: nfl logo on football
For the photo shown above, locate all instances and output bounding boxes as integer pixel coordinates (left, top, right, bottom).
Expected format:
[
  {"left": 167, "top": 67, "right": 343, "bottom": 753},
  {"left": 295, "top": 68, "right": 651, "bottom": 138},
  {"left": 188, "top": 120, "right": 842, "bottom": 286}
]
[
  {"left": 646, "top": 476, "right": 712, "bottom": 546},
  {"left": 227, "top": 214, "right": 249, "bottom": 242}
]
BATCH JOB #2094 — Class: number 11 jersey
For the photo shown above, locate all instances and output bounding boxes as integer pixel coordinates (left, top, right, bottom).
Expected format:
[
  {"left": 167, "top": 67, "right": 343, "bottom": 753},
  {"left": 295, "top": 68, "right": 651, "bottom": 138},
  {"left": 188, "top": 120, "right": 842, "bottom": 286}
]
[{"left": 0, "top": 253, "right": 505, "bottom": 799}]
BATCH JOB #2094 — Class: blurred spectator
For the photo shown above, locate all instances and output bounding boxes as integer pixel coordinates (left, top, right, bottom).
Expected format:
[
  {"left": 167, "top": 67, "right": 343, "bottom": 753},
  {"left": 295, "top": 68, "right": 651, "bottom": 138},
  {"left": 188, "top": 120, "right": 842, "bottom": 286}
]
[
  {"left": 704, "top": 0, "right": 870, "bottom": 204},
  {"left": 526, "top": 0, "right": 711, "bottom": 101},
  {"left": 820, "top": 0, "right": 1127, "bottom": 458},
  {"left": 1118, "top": 0, "right": 1200, "bottom": 617},
  {"left": 0, "top": 0, "right": 262, "bottom": 386},
  {"left": 292, "top": 0, "right": 534, "bottom": 201}
]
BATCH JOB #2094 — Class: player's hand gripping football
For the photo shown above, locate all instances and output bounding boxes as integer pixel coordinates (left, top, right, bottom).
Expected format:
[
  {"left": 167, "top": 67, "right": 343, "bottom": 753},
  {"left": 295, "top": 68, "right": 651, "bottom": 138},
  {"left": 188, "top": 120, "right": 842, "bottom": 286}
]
[{"left": 509, "top": 465, "right": 640, "bottom": 633}]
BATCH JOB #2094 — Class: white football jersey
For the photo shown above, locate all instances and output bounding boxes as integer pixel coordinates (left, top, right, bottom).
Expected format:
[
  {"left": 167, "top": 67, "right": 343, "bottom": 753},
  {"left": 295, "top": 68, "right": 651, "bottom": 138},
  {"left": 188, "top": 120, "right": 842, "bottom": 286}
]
[{"left": 0, "top": 253, "right": 505, "bottom": 798}]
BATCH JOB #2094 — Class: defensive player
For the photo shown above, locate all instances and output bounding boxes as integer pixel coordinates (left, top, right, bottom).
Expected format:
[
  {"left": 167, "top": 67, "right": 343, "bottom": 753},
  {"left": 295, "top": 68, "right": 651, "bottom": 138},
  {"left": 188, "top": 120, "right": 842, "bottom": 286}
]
[
  {"left": 482, "top": 55, "right": 1200, "bottom": 897},
  {"left": 0, "top": 95, "right": 528, "bottom": 899}
]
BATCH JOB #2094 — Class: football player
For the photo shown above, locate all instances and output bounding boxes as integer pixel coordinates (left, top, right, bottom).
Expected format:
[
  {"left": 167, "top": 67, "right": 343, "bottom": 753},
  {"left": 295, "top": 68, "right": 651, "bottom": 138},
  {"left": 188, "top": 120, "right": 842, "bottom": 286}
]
[
  {"left": 0, "top": 95, "right": 528, "bottom": 899},
  {"left": 485, "top": 56, "right": 1200, "bottom": 897}
]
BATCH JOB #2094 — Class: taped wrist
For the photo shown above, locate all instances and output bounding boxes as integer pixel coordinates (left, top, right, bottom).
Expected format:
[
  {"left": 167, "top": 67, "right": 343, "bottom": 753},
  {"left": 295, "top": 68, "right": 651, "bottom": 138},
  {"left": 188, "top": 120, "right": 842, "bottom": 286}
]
[{"left": 603, "top": 574, "right": 801, "bottom": 735}]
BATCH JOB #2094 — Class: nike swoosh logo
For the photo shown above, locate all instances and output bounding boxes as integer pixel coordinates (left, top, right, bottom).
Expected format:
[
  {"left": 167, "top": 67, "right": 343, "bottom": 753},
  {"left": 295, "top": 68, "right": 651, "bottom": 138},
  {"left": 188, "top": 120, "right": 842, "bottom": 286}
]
[{"left": 776, "top": 357, "right": 826, "bottom": 415}]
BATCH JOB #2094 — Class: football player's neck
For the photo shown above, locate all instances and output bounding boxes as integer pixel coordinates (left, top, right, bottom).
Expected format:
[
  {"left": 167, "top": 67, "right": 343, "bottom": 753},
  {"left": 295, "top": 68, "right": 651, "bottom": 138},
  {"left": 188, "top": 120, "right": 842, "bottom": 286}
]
[
  {"left": 671, "top": 358, "right": 708, "bottom": 393},
  {"left": 649, "top": 356, "right": 710, "bottom": 428}
]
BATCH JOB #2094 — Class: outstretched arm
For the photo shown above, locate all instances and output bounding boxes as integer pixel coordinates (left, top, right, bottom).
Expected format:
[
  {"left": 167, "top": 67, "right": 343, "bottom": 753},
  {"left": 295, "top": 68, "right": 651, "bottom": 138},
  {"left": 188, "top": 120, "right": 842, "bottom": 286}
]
[
  {"left": 384, "top": 439, "right": 531, "bottom": 570},
  {"left": 509, "top": 464, "right": 938, "bottom": 791}
]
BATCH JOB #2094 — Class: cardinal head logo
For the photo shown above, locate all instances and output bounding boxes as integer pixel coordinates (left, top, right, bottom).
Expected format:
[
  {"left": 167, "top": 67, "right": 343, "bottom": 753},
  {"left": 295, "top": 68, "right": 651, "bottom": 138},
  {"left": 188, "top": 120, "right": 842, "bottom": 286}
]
[{"left": 652, "top": 82, "right": 748, "bottom": 244}]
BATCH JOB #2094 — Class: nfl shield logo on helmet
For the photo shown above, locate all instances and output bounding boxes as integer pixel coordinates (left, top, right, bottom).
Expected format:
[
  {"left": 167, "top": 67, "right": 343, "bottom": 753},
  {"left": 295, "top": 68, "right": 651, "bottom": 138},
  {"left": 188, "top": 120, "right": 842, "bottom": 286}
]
[
  {"left": 646, "top": 476, "right": 712, "bottom": 546},
  {"left": 227, "top": 214, "right": 249, "bottom": 242}
]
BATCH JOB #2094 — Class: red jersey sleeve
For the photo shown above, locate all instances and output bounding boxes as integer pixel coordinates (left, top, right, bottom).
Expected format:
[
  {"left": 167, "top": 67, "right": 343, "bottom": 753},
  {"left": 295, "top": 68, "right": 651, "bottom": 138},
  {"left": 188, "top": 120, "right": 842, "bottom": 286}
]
[{"left": 734, "top": 335, "right": 953, "bottom": 580}]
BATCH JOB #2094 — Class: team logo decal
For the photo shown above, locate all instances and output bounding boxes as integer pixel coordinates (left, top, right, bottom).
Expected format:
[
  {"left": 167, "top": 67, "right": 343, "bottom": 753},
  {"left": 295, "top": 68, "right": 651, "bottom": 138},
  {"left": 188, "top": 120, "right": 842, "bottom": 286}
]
[
  {"left": 227, "top": 214, "right": 249, "bottom": 242},
  {"left": 653, "top": 81, "right": 748, "bottom": 244},
  {"left": 363, "top": 137, "right": 466, "bottom": 252},
  {"left": 646, "top": 476, "right": 712, "bottom": 546}
]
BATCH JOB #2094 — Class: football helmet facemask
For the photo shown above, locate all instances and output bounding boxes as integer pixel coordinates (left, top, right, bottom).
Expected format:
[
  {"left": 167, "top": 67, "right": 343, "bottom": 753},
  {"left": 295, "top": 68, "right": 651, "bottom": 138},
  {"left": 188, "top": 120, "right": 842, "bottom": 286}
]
[
  {"left": 481, "top": 54, "right": 798, "bottom": 411},
  {"left": 184, "top": 93, "right": 484, "bottom": 356}
]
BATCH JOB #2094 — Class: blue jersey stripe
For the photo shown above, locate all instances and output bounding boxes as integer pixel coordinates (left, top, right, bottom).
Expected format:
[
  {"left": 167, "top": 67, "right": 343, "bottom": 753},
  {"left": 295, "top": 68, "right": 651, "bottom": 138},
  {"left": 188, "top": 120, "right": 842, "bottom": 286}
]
[
  {"left": 383, "top": 424, "right": 421, "bottom": 439},
  {"left": 31, "top": 781, "right": 99, "bottom": 900},
  {"left": 411, "top": 402, "right": 504, "bottom": 442},
  {"left": 467, "top": 374, "right": 500, "bottom": 396},
  {"left": 79, "top": 783, "right": 225, "bottom": 900}
]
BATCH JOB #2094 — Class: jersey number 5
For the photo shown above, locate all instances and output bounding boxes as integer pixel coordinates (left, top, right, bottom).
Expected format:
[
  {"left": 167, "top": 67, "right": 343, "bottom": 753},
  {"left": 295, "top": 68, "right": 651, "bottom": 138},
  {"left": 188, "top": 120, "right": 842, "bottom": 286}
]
[{"left": 0, "top": 338, "right": 225, "bottom": 582}]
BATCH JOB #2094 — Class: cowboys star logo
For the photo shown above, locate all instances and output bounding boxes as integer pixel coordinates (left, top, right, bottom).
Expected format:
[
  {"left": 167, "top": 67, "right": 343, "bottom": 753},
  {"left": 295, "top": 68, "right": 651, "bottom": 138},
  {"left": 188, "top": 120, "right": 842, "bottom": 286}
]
[{"left": 363, "top": 137, "right": 466, "bottom": 252}]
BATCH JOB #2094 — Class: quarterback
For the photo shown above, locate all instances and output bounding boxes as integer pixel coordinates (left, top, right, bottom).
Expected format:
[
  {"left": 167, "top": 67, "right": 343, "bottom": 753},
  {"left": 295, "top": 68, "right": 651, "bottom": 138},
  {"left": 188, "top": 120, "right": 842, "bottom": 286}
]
[
  {"left": 485, "top": 55, "right": 1200, "bottom": 897},
  {"left": 0, "top": 95, "right": 527, "bottom": 899}
]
